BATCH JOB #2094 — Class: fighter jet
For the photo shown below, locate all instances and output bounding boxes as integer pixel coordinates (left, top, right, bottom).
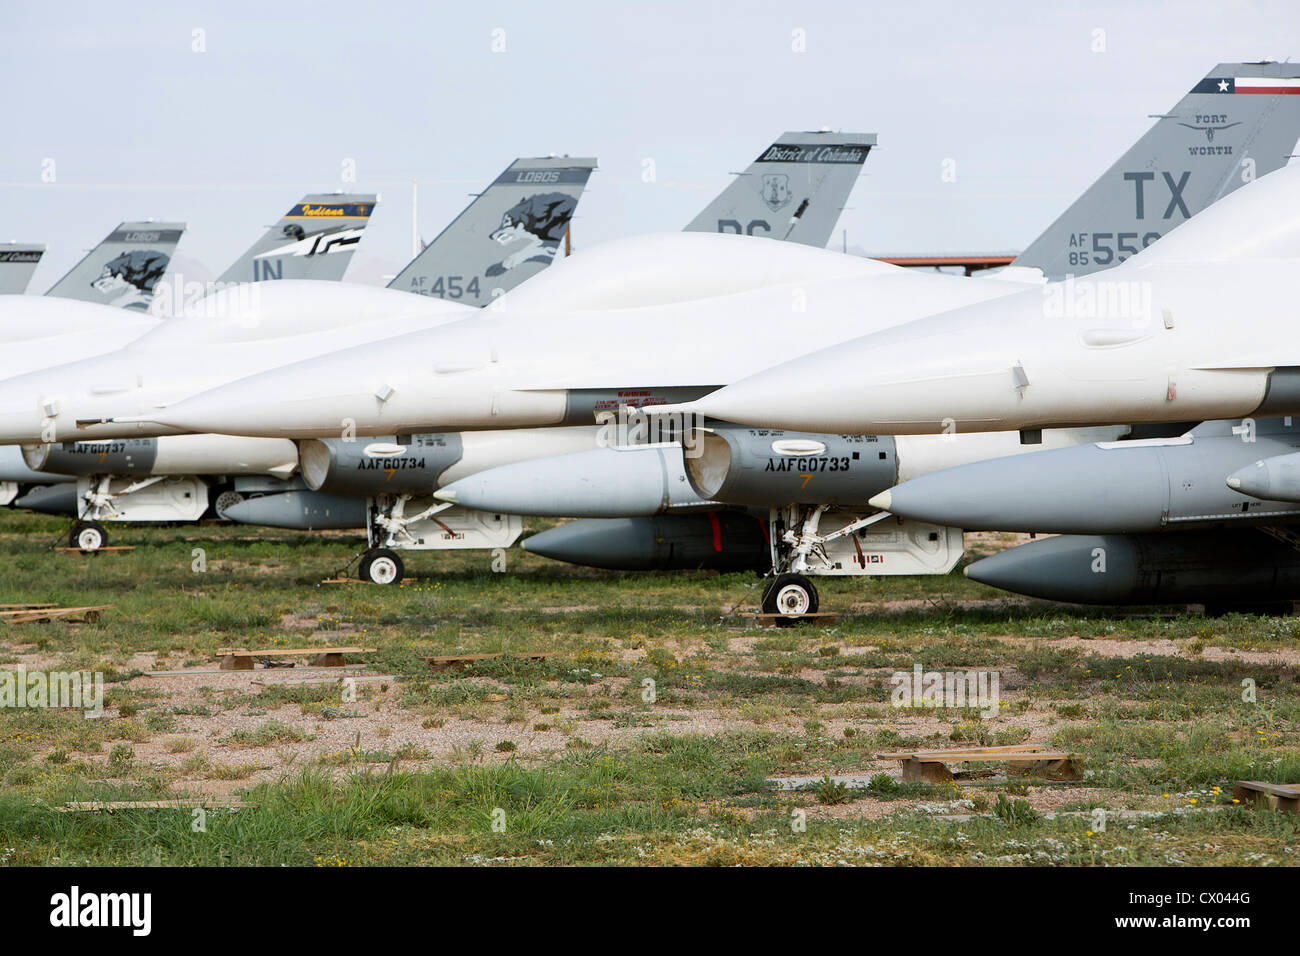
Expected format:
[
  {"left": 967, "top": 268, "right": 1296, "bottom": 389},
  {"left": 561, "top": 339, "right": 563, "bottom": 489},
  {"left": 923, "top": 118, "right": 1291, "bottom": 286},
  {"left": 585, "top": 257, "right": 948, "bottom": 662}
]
[
  {"left": 674, "top": 142, "right": 1300, "bottom": 610},
  {"left": 0, "top": 244, "right": 45, "bottom": 295},
  {"left": 214, "top": 133, "right": 878, "bottom": 582},
  {"left": 330, "top": 62, "right": 1300, "bottom": 602},
  {"left": 0, "top": 193, "right": 380, "bottom": 526},
  {"left": 137, "top": 62, "right": 1299, "bottom": 442},
  {"left": 689, "top": 159, "right": 1300, "bottom": 436},
  {"left": 0, "top": 296, "right": 164, "bottom": 509},
  {"left": 5, "top": 161, "right": 596, "bottom": 549}
]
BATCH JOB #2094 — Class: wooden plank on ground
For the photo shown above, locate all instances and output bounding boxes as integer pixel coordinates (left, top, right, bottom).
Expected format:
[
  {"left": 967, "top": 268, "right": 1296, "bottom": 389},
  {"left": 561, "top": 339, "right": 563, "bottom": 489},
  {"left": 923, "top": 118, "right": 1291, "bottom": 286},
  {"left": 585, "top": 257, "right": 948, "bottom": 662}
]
[
  {"left": 216, "top": 646, "right": 376, "bottom": 670},
  {"left": 54, "top": 546, "right": 135, "bottom": 554},
  {"left": 879, "top": 744, "right": 1081, "bottom": 782},
  {"left": 1233, "top": 780, "right": 1300, "bottom": 813},
  {"left": 0, "top": 605, "right": 114, "bottom": 624}
]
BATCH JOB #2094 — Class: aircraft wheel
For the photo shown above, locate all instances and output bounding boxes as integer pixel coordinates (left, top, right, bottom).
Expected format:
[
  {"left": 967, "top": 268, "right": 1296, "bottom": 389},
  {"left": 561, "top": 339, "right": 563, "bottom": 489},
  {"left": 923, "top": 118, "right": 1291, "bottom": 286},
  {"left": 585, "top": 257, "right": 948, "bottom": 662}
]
[
  {"left": 69, "top": 520, "right": 108, "bottom": 552},
  {"left": 213, "top": 490, "right": 245, "bottom": 519},
  {"left": 358, "top": 548, "right": 404, "bottom": 586},
  {"left": 762, "top": 572, "right": 819, "bottom": 627}
]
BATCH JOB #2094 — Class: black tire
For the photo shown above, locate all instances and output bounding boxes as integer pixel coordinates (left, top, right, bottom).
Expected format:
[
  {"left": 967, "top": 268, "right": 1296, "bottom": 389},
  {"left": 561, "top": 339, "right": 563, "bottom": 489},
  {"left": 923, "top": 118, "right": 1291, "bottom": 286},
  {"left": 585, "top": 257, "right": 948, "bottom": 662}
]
[
  {"left": 69, "top": 520, "right": 108, "bottom": 552},
  {"left": 761, "top": 572, "right": 819, "bottom": 626},
  {"left": 358, "top": 548, "right": 404, "bottom": 585}
]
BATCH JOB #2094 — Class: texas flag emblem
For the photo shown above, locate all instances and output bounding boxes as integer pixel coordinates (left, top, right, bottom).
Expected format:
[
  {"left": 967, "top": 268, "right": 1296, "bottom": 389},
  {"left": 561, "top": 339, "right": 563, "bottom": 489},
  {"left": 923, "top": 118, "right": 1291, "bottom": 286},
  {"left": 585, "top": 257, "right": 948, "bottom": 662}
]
[{"left": 1193, "top": 76, "right": 1300, "bottom": 95}]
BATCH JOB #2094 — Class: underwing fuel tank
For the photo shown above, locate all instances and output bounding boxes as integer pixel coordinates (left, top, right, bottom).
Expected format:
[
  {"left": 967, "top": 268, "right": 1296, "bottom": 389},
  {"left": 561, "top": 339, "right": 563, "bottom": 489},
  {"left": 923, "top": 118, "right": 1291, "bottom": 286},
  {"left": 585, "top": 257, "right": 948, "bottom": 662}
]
[
  {"left": 522, "top": 513, "right": 770, "bottom": 572},
  {"left": 300, "top": 435, "right": 465, "bottom": 496},
  {"left": 872, "top": 419, "right": 1300, "bottom": 533},
  {"left": 685, "top": 428, "right": 896, "bottom": 506},
  {"left": 299, "top": 427, "right": 601, "bottom": 498},
  {"left": 22, "top": 435, "right": 299, "bottom": 478},
  {"left": 221, "top": 490, "right": 367, "bottom": 530},
  {"left": 966, "top": 530, "right": 1300, "bottom": 608},
  {"left": 437, "top": 442, "right": 709, "bottom": 516},
  {"left": 0, "top": 444, "right": 73, "bottom": 485},
  {"left": 12, "top": 483, "right": 78, "bottom": 515}
]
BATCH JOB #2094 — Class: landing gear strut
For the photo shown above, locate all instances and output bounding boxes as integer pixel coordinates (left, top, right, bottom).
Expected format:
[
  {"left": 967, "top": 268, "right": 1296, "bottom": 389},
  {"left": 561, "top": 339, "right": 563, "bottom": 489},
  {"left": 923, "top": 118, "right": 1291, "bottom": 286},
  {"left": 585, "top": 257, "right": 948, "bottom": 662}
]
[
  {"left": 762, "top": 504, "right": 895, "bottom": 625},
  {"left": 353, "top": 493, "right": 455, "bottom": 585},
  {"left": 69, "top": 519, "right": 108, "bottom": 552}
]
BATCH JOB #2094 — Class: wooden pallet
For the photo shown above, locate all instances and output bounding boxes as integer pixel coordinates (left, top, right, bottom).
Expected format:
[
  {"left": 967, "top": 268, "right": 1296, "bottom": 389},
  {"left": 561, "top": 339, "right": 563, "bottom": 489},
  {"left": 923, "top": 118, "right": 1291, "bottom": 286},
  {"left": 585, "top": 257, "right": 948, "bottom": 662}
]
[
  {"left": 54, "top": 546, "right": 135, "bottom": 554},
  {"left": 426, "top": 652, "right": 561, "bottom": 673},
  {"left": 58, "top": 799, "right": 251, "bottom": 812},
  {"left": 1232, "top": 780, "right": 1300, "bottom": 813},
  {"left": 729, "top": 607, "right": 840, "bottom": 627},
  {"left": 0, "top": 604, "right": 113, "bottom": 624},
  {"left": 877, "top": 744, "right": 1082, "bottom": 783},
  {"left": 215, "top": 646, "right": 376, "bottom": 670}
]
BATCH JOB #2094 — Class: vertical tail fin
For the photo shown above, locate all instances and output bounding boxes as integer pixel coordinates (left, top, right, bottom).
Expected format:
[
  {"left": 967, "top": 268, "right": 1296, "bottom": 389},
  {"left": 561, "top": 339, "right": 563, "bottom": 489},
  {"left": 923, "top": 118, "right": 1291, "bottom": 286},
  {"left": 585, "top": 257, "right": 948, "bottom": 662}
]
[
  {"left": 0, "top": 243, "right": 45, "bottom": 294},
  {"left": 1015, "top": 61, "right": 1300, "bottom": 279},
  {"left": 217, "top": 193, "right": 377, "bottom": 284},
  {"left": 388, "top": 157, "right": 597, "bottom": 305},
  {"left": 45, "top": 221, "right": 184, "bottom": 310},
  {"left": 683, "top": 131, "right": 875, "bottom": 247}
]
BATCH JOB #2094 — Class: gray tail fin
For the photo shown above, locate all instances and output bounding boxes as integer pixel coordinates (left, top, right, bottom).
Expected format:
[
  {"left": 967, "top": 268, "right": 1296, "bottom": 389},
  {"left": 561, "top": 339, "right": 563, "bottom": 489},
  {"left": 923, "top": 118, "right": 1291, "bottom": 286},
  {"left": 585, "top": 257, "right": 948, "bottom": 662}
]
[
  {"left": 683, "top": 131, "right": 875, "bottom": 246},
  {"left": 45, "top": 221, "right": 184, "bottom": 310},
  {"left": 1015, "top": 61, "right": 1300, "bottom": 280},
  {"left": 0, "top": 243, "right": 44, "bottom": 294},
  {"left": 387, "top": 157, "right": 597, "bottom": 305},
  {"left": 217, "top": 193, "right": 377, "bottom": 284}
]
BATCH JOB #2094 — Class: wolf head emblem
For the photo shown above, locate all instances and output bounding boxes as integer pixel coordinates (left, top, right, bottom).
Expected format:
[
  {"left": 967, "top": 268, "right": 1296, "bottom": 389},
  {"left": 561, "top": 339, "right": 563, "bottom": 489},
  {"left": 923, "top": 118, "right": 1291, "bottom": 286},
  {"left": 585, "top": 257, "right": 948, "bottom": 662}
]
[
  {"left": 91, "top": 249, "right": 170, "bottom": 308},
  {"left": 485, "top": 192, "right": 576, "bottom": 277}
]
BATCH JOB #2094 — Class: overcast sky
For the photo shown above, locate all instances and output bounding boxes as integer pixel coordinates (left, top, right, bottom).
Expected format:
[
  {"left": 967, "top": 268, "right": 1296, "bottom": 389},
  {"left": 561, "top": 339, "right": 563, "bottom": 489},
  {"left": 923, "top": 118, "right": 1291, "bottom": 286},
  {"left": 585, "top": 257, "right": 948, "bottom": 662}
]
[{"left": 3, "top": 0, "right": 1297, "bottom": 289}]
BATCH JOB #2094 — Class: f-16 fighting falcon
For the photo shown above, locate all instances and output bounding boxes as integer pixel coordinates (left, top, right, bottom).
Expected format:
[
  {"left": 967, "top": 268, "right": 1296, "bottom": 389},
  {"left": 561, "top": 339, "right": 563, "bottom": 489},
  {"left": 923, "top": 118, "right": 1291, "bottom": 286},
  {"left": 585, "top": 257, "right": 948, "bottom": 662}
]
[
  {"left": 2, "top": 164, "right": 595, "bottom": 550},
  {"left": 312, "top": 63, "right": 1300, "bottom": 605}
]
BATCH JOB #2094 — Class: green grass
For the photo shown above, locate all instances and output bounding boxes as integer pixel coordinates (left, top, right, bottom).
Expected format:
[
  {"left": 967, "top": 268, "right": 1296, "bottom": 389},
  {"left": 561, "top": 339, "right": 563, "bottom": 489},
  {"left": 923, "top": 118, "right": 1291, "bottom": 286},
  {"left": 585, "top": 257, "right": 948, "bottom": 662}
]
[{"left": 0, "top": 511, "right": 1297, "bottom": 865}]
